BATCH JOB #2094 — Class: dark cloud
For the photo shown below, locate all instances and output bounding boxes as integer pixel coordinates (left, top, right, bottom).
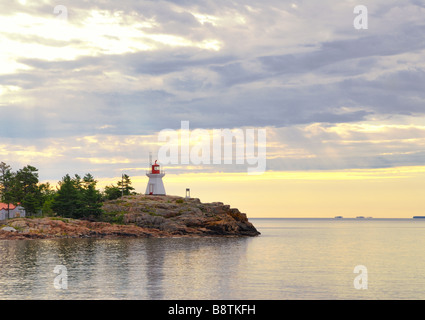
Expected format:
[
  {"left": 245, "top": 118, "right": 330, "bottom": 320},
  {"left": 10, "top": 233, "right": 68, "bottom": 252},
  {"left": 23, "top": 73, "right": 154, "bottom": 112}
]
[
  {"left": 128, "top": 51, "right": 234, "bottom": 75},
  {"left": 258, "top": 24, "right": 425, "bottom": 76}
]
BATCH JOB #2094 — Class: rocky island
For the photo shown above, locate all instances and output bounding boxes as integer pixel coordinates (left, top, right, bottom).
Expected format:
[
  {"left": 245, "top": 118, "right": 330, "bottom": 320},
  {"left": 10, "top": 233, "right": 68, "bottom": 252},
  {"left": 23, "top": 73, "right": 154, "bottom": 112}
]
[{"left": 0, "top": 195, "right": 260, "bottom": 240}]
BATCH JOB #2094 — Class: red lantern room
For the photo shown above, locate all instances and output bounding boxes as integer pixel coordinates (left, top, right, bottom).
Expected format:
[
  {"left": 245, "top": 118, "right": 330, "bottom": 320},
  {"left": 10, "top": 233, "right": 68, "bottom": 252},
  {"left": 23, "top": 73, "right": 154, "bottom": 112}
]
[{"left": 152, "top": 160, "right": 160, "bottom": 174}]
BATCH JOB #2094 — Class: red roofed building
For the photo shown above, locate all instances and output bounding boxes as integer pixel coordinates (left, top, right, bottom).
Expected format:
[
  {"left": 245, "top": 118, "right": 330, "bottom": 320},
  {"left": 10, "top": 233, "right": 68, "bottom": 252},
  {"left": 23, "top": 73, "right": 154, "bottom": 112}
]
[{"left": 0, "top": 203, "right": 26, "bottom": 220}]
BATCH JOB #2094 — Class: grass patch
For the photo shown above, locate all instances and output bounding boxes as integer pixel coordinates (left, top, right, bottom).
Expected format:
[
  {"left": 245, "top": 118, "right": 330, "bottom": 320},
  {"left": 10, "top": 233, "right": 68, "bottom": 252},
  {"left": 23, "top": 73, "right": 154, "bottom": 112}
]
[
  {"left": 101, "top": 211, "right": 126, "bottom": 224},
  {"left": 51, "top": 217, "right": 71, "bottom": 223},
  {"left": 147, "top": 211, "right": 161, "bottom": 217}
]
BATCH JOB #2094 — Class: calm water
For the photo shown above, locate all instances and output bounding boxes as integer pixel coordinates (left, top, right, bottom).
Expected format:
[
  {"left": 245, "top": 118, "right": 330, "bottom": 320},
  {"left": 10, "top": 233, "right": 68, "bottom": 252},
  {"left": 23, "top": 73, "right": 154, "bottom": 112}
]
[{"left": 1, "top": 218, "right": 425, "bottom": 300}]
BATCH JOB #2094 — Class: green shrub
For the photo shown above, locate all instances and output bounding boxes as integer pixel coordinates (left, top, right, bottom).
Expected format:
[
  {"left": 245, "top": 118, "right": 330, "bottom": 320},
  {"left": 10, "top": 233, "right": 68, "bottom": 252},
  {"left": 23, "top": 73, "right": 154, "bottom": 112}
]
[{"left": 101, "top": 211, "right": 126, "bottom": 224}]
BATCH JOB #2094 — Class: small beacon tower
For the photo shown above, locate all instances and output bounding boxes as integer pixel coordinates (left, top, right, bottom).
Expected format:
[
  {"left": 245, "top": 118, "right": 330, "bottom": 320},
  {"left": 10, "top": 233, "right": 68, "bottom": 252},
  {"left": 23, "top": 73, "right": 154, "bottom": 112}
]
[{"left": 145, "top": 155, "right": 166, "bottom": 195}]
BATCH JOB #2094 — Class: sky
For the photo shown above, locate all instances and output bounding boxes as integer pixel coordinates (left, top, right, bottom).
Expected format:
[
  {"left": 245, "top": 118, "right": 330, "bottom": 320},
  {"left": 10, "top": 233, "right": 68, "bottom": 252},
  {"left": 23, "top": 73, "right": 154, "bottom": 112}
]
[{"left": 1, "top": 0, "right": 425, "bottom": 218}]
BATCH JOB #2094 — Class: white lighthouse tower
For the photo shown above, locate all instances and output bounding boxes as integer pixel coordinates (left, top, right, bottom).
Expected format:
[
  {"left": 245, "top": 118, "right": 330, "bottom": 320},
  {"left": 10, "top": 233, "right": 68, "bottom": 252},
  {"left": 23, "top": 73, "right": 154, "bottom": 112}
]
[{"left": 145, "top": 154, "right": 166, "bottom": 195}]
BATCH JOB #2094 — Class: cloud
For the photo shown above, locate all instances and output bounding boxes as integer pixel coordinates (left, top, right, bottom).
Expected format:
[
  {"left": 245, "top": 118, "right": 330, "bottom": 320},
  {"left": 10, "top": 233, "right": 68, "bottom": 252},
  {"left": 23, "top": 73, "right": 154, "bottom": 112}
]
[{"left": 1, "top": 0, "right": 425, "bottom": 178}]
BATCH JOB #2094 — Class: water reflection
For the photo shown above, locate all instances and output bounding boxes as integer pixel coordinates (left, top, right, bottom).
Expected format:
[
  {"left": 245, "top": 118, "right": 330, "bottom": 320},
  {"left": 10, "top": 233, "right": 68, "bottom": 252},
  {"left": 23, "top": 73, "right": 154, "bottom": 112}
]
[
  {"left": 5, "top": 219, "right": 425, "bottom": 300},
  {"left": 0, "top": 237, "right": 251, "bottom": 300}
]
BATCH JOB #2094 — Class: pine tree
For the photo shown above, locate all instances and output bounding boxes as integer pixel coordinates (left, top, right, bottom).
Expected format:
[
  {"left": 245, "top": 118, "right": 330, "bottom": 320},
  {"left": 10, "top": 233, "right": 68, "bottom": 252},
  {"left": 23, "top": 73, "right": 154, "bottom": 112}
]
[
  {"left": 51, "top": 174, "right": 81, "bottom": 218},
  {"left": 80, "top": 173, "right": 103, "bottom": 219},
  {"left": 0, "top": 162, "right": 14, "bottom": 219},
  {"left": 103, "top": 185, "right": 122, "bottom": 200},
  {"left": 12, "top": 165, "right": 42, "bottom": 215},
  {"left": 39, "top": 182, "right": 56, "bottom": 216},
  {"left": 117, "top": 174, "right": 135, "bottom": 196},
  {"left": 51, "top": 173, "right": 103, "bottom": 219}
]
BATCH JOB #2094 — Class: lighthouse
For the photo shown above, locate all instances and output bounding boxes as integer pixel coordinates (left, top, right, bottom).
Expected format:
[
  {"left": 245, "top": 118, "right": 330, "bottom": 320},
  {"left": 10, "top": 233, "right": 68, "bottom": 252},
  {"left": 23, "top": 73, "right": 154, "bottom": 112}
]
[{"left": 145, "top": 155, "right": 166, "bottom": 195}]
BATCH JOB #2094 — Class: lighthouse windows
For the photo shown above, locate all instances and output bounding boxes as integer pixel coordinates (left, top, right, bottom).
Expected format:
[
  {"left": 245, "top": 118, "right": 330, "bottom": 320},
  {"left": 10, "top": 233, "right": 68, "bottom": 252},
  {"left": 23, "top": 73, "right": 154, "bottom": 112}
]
[{"left": 152, "top": 165, "right": 160, "bottom": 174}]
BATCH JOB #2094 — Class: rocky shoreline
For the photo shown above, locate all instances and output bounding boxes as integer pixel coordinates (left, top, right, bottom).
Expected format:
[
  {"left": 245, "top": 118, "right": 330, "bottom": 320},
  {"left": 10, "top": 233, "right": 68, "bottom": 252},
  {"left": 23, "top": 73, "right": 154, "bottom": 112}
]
[{"left": 0, "top": 195, "right": 260, "bottom": 240}]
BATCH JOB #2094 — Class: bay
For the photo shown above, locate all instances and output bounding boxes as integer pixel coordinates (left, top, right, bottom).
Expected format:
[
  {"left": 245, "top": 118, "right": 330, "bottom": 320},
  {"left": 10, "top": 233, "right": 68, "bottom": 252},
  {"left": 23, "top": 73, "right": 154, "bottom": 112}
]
[{"left": 1, "top": 218, "right": 425, "bottom": 300}]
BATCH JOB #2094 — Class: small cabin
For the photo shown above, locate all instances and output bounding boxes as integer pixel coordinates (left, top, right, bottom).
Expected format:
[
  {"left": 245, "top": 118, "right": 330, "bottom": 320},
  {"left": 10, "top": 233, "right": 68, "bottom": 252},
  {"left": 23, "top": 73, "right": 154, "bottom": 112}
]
[{"left": 0, "top": 203, "right": 26, "bottom": 220}]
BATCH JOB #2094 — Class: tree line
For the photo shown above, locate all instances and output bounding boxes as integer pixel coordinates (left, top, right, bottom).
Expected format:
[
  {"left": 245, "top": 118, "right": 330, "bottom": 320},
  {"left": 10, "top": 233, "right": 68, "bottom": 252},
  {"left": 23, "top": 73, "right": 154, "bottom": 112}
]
[{"left": 0, "top": 162, "right": 135, "bottom": 220}]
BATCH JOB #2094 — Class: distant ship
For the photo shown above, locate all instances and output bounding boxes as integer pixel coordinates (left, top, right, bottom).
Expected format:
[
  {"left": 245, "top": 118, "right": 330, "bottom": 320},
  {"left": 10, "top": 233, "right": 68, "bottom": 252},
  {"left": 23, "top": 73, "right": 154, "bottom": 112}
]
[
  {"left": 334, "top": 216, "right": 343, "bottom": 219},
  {"left": 413, "top": 216, "right": 425, "bottom": 219},
  {"left": 356, "top": 216, "right": 365, "bottom": 219}
]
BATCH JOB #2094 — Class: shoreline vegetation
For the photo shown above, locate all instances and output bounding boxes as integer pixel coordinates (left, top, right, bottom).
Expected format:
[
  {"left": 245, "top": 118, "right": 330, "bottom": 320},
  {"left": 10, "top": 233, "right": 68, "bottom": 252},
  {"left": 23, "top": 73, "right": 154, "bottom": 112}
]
[{"left": 0, "top": 162, "right": 259, "bottom": 239}]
